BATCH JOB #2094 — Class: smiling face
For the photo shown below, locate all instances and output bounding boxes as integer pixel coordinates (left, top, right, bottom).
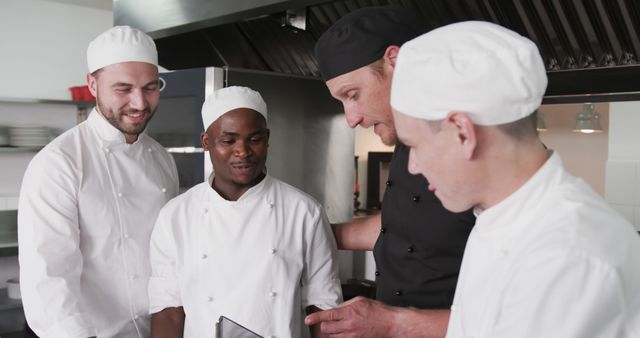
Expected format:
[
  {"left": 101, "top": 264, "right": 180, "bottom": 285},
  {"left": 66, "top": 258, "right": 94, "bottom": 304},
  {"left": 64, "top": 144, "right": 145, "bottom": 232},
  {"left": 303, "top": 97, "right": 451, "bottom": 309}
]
[
  {"left": 325, "top": 52, "right": 398, "bottom": 146},
  {"left": 87, "top": 61, "right": 160, "bottom": 144},
  {"left": 201, "top": 108, "right": 269, "bottom": 200}
]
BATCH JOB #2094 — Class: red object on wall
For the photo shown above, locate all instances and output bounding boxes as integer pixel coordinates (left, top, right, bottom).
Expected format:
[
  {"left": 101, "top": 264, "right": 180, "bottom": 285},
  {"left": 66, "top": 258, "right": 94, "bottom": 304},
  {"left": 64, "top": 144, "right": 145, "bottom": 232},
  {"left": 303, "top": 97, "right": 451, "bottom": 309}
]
[{"left": 69, "top": 86, "right": 95, "bottom": 102}]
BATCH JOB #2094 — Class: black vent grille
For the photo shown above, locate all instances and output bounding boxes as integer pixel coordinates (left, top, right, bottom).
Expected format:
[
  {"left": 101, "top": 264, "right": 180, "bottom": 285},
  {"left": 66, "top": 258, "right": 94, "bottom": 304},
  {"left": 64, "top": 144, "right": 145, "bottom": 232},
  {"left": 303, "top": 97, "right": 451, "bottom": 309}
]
[{"left": 152, "top": 0, "right": 640, "bottom": 100}]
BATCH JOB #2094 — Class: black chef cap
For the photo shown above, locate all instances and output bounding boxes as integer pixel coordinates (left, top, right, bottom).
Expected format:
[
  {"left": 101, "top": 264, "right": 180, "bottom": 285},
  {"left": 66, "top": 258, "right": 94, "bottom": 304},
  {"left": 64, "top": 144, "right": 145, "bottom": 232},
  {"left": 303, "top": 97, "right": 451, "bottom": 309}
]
[{"left": 315, "top": 6, "right": 425, "bottom": 81}]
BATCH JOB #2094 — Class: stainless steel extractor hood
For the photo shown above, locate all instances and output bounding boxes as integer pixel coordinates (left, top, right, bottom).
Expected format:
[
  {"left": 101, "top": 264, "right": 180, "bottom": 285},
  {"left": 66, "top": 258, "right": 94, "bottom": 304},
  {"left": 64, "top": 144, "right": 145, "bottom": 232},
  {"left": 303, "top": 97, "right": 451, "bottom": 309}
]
[{"left": 114, "top": 0, "right": 640, "bottom": 102}]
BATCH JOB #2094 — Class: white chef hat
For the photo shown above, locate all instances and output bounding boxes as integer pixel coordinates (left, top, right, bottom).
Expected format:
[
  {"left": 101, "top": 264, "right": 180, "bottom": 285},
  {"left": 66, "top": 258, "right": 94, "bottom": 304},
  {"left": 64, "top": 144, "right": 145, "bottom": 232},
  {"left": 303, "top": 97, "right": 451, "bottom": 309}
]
[
  {"left": 391, "top": 21, "right": 548, "bottom": 126},
  {"left": 87, "top": 25, "right": 158, "bottom": 73},
  {"left": 201, "top": 86, "right": 268, "bottom": 130}
]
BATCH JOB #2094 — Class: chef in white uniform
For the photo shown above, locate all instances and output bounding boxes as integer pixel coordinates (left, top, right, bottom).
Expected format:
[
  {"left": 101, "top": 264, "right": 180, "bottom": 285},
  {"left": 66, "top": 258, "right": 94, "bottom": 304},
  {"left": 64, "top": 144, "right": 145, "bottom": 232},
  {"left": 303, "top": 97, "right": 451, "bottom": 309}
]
[
  {"left": 148, "top": 86, "right": 342, "bottom": 338},
  {"left": 389, "top": 21, "right": 640, "bottom": 337},
  {"left": 18, "top": 26, "right": 179, "bottom": 338}
]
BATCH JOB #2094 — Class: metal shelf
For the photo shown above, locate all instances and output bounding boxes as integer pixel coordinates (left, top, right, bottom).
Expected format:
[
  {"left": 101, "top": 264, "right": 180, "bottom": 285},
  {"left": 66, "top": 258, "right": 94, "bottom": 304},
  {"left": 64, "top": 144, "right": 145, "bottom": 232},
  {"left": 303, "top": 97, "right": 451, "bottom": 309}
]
[
  {"left": 0, "top": 147, "right": 42, "bottom": 153},
  {"left": 0, "top": 97, "right": 94, "bottom": 108},
  {"left": 0, "top": 288, "right": 21, "bottom": 311},
  {"left": 0, "top": 211, "right": 18, "bottom": 257}
]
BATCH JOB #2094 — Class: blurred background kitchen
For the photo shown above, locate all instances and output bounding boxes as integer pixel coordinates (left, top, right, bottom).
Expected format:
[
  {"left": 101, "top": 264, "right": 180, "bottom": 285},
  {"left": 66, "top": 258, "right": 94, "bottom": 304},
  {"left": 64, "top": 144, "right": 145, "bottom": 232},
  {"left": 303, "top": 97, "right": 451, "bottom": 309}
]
[{"left": 1, "top": 0, "right": 640, "bottom": 335}]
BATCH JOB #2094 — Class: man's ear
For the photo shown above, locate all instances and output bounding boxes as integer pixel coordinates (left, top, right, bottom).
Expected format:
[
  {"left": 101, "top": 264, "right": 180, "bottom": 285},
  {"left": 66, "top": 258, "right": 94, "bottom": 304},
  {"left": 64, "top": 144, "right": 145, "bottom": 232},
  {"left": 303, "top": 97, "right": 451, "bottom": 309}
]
[
  {"left": 383, "top": 45, "right": 401, "bottom": 70},
  {"left": 265, "top": 128, "right": 270, "bottom": 147},
  {"left": 447, "top": 112, "right": 477, "bottom": 160},
  {"left": 87, "top": 73, "right": 98, "bottom": 97},
  {"left": 200, "top": 131, "right": 209, "bottom": 150}
]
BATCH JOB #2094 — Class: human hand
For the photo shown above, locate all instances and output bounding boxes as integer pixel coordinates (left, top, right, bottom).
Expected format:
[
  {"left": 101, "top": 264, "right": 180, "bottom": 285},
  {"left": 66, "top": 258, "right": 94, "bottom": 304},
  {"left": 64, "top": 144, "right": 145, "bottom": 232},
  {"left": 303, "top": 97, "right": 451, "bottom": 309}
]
[{"left": 304, "top": 296, "right": 395, "bottom": 338}]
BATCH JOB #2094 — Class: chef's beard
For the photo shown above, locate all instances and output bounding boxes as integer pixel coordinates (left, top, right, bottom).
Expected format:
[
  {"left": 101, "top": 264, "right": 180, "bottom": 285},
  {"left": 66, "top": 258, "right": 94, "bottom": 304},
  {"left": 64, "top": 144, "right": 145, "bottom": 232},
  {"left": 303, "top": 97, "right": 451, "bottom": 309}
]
[{"left": 96, "top": 97, "right": 156, "bottom": 137}]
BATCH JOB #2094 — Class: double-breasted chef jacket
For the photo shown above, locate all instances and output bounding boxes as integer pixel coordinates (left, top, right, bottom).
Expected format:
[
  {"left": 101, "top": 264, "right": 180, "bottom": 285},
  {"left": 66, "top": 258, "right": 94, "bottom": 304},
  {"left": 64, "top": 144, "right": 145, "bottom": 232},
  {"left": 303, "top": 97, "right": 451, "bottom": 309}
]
[
  {"left": 446, "top": 151, "right": 640, "bottom": 338},
  {"left": 149, "top": 174, "right": 342, "bottom": 338},
  {"left": 375, "top": 143, "right": 475, "bottom": 308},
  {"left": 19, "top": 109, "right": 179, "bottom": 337}
]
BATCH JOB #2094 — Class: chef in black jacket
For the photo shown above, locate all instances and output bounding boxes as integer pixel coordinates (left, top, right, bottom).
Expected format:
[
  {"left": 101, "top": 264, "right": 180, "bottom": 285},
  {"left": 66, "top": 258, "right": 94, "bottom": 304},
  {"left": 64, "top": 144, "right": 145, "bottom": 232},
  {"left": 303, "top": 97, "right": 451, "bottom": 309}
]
[{"left": 305, "top": 6, "right": 476, "bottom": 336}]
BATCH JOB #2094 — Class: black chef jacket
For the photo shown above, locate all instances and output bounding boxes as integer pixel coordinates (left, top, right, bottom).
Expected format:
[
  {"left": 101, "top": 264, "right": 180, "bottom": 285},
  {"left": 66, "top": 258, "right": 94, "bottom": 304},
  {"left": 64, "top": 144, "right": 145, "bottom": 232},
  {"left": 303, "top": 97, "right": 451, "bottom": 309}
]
[{"left": 373, "top": 143, "right": 475, "bottom": 309}]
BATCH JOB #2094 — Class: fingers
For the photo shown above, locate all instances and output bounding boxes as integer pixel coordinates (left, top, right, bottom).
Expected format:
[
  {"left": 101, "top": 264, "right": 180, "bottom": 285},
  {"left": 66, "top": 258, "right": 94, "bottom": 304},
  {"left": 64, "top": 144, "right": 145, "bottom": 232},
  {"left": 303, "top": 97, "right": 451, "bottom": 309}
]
[
  {"left": 305, "top": 308, "right": 342, "bottom": 326},
  {"left": 338, "top": 296, "right": 367, "bottom": 307}
]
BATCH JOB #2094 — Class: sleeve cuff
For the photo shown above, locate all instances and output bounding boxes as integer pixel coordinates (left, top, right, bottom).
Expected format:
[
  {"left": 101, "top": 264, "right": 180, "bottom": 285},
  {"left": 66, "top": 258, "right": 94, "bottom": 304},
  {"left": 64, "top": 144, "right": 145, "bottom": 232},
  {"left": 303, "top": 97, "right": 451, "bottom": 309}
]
[{"left": 301, "top": 277, "right": 343, "bottom": 310}]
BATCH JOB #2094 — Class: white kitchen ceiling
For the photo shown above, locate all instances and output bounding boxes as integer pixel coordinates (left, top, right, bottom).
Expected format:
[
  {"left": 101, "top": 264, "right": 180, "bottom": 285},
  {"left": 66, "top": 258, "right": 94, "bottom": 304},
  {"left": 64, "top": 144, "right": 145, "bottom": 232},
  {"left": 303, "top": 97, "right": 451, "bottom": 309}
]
[{"left": 41, "top": 0, "right": 112, "bottom": 10}]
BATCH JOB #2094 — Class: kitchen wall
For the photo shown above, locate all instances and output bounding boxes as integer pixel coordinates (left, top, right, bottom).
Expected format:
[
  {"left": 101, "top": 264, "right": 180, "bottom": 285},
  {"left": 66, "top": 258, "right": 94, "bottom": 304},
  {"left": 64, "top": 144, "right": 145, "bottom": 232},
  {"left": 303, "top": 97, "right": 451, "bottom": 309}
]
[
  {"left": 538, "top": 102, "right": 609, "bottom": 196},
  {"left": 0, "top": 0, "right": 112, "bottom": 99},
  {"left": 0, "top": 0, "right": 112, "bottom": 288},
  {"left": 606, "top": 101, "right": 640, "bottom": 230}
]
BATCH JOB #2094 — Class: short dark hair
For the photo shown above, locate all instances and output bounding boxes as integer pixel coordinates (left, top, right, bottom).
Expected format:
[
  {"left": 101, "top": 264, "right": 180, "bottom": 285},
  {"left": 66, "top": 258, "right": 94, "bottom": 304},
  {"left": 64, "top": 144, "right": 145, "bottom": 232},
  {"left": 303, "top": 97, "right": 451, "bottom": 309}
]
[
  {"left": 496, "top": 110, "right": 539, "bottom": 141},
  {"left": 421, "top": 111, "right": 539, "bottom": 140}
]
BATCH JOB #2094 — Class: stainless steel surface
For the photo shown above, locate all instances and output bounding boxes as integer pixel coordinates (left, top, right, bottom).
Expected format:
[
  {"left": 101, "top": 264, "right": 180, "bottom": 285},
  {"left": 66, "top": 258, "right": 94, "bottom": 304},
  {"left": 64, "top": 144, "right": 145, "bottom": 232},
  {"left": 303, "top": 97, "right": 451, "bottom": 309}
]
[
  {"left": 114, "top": 0, "right": 328, "bottom": 38},
  {"left": 226, "top": 67, "right": 354, "bottom": 225},
  {"left": 115, "top": 0, "right": 640, "bottom": 100},
  {"left": 225, "top": 67, "right": 355, "bottom": 280}
]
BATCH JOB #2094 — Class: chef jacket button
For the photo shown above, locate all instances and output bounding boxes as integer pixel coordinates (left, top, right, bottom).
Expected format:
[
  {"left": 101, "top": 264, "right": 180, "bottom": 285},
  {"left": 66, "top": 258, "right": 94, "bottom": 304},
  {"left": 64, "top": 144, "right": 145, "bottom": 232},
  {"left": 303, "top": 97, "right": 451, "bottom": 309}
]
[
  {"left": 269, "top": 291, "right": 277, "bottom": 297},
  {"left": 208, "top": 296, "right": 214, "bottom": 302},
  {"left": 117, "top": 192, "right": 123, "bottom": 197},
  {"left": 271, "top": 248, "right": 277, "bottom": 254},
  {"left": 386, "top": 180, "right": 392, "bottom": 186},
  {"left": 412, "top": 195, "right": 420, "bottom": 202},
  {"left": 395, "top": 289, "right": 402, "bottom": 296},
  {"left": 380, "top": 227, "right": 387, "bottom": 234},
  {"left": 451, "top": 304, "right": 457, "bottom": 311},
  {"left": 104, "top": 148, "right": 110, "bottom": 153},
  {"left": 161, "top": 187, "right": 167, "bottom": 193},
  {"left": 124, "top": 233, "right": 129, "bottom": 238},
  {"left": 134, "top": 315, "right": 139, "bottom": 320},
  {"left": 375, "top": 271, "right": 380, "bottom": 276},
  {"left": 407, "top": 246, "right": 414, "bottom": 253},
  {"left": 203, "top": 208, "right": 208, "bottom": 213},
  {"left": 202, "top": 254, "right": 208, "bottom": 259},
  {"left": 147, "top": 148, "right": 153, "bottom": 152}
]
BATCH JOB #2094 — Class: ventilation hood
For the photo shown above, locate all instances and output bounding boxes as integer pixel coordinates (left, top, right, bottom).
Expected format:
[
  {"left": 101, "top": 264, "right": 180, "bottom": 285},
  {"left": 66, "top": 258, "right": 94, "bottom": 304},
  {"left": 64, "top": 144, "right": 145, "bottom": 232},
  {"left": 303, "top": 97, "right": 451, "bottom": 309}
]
[{"left": 114, "top": 0, "right": 640, "bottom": 103}]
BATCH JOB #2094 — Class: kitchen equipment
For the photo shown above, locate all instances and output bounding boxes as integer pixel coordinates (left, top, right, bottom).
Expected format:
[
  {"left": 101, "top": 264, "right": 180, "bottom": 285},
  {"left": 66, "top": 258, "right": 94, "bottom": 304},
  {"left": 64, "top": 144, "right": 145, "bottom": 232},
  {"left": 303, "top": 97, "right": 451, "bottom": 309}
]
[
  {"left": 8, "top": 126, "right": 52, "bottom": 147},
  {"left": 6, "top": 278, "right": 20, "bottom": 300},
  {"left": 69, "top": 85, "right": 95, "bottom": 102},
  {"left": 0, "top": 126, "right": 9, "bottom": 146}
]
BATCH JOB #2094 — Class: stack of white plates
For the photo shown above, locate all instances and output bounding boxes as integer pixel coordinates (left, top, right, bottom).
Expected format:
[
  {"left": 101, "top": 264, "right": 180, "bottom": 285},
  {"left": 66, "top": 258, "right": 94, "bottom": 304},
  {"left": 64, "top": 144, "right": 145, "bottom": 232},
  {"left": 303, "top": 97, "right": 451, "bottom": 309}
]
[
  {"left": 0, "top": 126, "right": 9, "bottom": 146},
  {"left": 9, "top": 126, "right": 52, "bottom": 147}
]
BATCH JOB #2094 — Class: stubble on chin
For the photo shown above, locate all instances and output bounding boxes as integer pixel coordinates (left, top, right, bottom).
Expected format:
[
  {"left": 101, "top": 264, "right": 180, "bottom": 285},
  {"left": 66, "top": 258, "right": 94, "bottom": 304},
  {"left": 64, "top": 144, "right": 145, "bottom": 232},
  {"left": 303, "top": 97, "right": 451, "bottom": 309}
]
[{"left": 96, "top": 97, "right": 153, "bottom": 136}]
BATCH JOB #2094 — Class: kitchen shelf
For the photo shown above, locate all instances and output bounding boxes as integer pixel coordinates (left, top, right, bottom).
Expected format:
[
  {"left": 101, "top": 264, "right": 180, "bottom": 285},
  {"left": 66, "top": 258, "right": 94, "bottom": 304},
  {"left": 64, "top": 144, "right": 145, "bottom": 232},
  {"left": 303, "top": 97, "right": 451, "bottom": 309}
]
[
  {"left": 0, "top": 232, "right": 17, "bottom": 257},
  {"left": 0, "top": 147, "right": 42, "bottom": 153},
  {"left": 0, "top": 211, "right": 18, "bottom": 257},
  {"left": 0, "top": 97, "right": 94, "bottom": 108},
  {"left": 0, "top": 288, "right": 21, "bottom": 311}
]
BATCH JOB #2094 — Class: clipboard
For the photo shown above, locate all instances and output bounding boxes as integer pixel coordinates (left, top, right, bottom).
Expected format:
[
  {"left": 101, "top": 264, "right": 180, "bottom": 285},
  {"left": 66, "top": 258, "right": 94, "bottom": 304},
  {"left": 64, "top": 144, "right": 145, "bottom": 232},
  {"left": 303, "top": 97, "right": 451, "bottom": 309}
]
[{"left": 215, "top": 316, "right": 264, "bottom": 338}]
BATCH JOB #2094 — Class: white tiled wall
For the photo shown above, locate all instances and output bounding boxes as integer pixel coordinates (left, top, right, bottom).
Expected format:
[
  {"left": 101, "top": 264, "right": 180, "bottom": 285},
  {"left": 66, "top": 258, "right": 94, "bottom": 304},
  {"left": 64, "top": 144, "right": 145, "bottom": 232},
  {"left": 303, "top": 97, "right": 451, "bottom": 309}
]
[{"left": 605, "top": 101, "right": 640, "bottom": 230}]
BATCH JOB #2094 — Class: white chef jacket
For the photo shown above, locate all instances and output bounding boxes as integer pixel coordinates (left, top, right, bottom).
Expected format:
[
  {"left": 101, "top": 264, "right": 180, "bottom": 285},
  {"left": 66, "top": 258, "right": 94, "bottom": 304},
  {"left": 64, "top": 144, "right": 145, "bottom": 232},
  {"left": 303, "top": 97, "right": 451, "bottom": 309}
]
[
  {"left": 148, "top": 174, "right": 342, "bottom": 338},
  {"left": 18, "top": 109, "right": 179, "bottom": 338},
  {"left": 446, "top": 151, "right": 640, "bottom": 338}
]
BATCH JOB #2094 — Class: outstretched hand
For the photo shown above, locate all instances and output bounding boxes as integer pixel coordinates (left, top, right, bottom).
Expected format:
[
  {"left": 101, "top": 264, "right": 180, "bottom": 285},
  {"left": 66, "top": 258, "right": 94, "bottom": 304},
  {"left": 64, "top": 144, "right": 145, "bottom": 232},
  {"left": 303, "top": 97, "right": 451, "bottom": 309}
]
[{"left": 304, "top": 296, "right": 396, "bottom": 338}]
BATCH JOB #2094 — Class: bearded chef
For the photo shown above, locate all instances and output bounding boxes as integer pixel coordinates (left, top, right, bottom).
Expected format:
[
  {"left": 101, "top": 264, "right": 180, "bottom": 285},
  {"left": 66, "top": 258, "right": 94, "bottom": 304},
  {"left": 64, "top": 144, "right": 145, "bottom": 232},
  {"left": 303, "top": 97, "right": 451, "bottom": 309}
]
[
  {"left": 148, "top": 86, "right": 342, "bottom": 338},
  {"left": 18, "top": 26, "right": 179, "bottom": 337}
]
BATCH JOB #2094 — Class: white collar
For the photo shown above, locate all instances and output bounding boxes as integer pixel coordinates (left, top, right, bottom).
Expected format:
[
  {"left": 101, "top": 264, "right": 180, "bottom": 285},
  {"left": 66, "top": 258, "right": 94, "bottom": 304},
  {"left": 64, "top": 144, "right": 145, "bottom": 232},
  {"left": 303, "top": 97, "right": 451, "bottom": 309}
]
[
  {"left": 205, "top": 173, "right": 271, "bottom": 205},
  {"left": 473, "top": 151, "right": 562, "bottom": 241}
]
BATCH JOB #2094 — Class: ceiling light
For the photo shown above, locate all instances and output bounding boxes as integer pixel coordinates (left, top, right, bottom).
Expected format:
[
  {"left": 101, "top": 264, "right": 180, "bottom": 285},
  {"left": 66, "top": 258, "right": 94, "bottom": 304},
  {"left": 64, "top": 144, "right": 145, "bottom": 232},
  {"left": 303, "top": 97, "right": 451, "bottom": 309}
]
[{"left": 573, "top": 103, "right": 603, "bottom": 134}]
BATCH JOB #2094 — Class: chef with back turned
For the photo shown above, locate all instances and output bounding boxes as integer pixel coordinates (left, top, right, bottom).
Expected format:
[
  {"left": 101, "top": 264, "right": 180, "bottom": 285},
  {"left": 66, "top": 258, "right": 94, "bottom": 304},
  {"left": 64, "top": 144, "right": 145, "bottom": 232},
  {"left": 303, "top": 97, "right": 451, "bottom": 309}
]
[{"left": 148, "top": 86, "right": 342, "bottom": 338}]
